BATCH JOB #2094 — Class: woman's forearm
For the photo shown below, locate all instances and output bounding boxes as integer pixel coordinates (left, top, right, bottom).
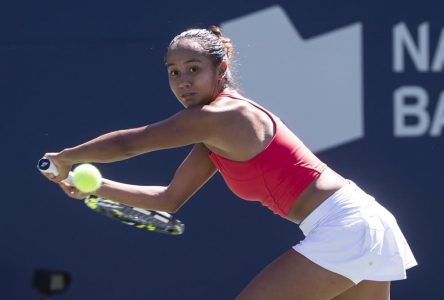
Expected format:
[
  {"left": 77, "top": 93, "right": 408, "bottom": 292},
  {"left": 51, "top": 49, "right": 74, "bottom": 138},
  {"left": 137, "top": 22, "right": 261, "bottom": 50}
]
[
  {"left": 95, "top": 179, "right": 180, "bottom": 213},
  {"left": 58, "top": 127, "right": 148, "bottom": 164}
]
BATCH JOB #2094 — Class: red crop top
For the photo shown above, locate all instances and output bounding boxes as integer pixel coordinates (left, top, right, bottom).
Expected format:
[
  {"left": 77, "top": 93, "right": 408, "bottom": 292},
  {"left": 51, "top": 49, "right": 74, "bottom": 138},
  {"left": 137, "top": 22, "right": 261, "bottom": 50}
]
[{"left": 208, "top": 90, "right": 327, "bottom": 218}]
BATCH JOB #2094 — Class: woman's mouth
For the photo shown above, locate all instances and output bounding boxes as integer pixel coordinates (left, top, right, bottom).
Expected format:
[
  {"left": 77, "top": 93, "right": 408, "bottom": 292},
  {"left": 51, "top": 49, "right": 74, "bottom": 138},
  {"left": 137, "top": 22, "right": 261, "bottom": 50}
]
[{"left": 181, "top": 92, "right": 196, "bottom": 98}]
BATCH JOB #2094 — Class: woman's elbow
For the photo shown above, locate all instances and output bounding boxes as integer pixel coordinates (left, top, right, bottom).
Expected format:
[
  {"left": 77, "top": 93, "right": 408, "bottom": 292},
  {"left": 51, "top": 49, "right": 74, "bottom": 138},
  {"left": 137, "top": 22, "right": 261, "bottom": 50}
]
[
  {"left": 166, "top": 199, "right": 185, "bottom": 213},
  {"left": 161, "top": 192, "right": 189, "bottom": 213}
]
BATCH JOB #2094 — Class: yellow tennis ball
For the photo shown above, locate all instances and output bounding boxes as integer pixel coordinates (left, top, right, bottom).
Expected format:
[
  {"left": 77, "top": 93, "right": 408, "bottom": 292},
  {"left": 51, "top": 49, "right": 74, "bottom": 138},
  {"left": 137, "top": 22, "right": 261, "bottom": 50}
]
[{"left": 72, "top": 163, "right": 102, "bottom": 193}]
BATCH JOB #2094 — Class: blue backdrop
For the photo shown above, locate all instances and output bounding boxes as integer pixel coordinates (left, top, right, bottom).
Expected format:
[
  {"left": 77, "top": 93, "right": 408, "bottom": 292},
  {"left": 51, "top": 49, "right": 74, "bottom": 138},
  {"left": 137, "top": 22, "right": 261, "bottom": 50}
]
[{"left": 1, "top": 0, "right": 442, "bottom": 299}]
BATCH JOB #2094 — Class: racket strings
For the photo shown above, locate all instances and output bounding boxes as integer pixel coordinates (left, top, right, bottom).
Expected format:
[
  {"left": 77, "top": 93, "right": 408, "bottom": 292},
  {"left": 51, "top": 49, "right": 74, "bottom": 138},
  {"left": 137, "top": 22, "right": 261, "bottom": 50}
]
[{"left": 85, "top": 196, "right": 184, "bottom": 235}]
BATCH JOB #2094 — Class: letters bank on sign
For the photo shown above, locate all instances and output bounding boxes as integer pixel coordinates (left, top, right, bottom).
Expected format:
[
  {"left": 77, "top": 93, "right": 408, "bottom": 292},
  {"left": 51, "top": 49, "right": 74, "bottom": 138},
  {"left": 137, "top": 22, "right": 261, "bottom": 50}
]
[{"left": 393, "top": 23, "right": 444, "bottom": 137}]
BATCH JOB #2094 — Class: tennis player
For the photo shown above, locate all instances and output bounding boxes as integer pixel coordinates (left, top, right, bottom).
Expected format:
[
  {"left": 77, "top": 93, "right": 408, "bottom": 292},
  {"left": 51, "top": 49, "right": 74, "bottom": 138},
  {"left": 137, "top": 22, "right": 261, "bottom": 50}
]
[{"left": 42, "top": 26, "right": 417, "bottom": 299}]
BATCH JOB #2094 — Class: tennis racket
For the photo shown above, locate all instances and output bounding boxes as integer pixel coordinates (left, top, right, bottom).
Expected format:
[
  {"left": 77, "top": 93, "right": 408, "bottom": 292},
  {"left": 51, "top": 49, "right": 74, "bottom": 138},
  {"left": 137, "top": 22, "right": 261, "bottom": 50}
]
[{"left": 37, "top": 158, "right": 185, "bottom": 235}]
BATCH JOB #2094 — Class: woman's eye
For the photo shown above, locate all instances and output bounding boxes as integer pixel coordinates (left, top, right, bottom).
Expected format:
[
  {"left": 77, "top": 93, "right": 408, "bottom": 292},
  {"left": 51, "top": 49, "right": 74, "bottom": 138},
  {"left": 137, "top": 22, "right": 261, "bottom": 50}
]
[
  {"left": 189, "top": 66, "right": 198, "bottom": 73},
  {"left": 169, "top": 70, "right": 178, "bottom": 76}
]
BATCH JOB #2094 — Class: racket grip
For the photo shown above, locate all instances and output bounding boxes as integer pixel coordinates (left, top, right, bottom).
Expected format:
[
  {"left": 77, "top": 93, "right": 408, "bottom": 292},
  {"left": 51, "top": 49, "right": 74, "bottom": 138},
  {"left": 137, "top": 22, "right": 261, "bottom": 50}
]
[
  {"left": 37, "top": 158, "right": 59, "bottom": 176},
  {"left": 37, "top": 157, "right": 73, "bottom": 184}
]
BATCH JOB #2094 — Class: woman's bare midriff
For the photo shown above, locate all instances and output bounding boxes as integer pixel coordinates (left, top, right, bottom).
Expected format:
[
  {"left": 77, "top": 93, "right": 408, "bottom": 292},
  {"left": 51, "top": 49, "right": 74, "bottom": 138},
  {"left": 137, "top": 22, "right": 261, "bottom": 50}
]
[{"left": 286, "top": 167, "right": 348, "bottom": 224}]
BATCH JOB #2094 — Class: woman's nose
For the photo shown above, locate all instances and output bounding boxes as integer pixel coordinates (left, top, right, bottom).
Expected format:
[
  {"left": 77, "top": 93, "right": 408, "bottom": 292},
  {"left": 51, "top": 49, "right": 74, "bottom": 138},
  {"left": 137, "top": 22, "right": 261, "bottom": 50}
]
[{"left": 178, "top": 76, "right": 191, "bottom": 89}]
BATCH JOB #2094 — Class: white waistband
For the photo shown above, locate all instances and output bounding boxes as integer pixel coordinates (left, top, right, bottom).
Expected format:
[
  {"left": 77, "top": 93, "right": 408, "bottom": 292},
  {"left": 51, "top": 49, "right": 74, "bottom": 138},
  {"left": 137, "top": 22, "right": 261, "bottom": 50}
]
[{"left": 299, "top": 180, "right": 369, "bottom": 236}]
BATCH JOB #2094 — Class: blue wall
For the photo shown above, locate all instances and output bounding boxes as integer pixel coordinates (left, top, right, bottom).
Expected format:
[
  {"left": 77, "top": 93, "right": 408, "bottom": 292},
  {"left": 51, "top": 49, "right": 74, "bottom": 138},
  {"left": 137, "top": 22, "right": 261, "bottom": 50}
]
[{"left": 1, "top": 0, "right": 442, "bottom": 299}]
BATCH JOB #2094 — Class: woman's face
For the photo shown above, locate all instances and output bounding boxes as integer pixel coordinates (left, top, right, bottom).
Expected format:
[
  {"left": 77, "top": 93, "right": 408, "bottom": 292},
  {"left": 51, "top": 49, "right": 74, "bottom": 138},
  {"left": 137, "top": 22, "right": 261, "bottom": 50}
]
[{"left": 166, "top": 39, "right": 225, "bottom": 108}]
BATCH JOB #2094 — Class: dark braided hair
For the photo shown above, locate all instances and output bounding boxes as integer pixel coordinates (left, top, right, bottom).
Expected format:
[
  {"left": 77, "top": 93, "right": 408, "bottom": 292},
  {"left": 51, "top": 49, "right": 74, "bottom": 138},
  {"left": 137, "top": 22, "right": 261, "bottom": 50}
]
[{"left": 168, "top": 26, "right": 235, "bottom": 88}]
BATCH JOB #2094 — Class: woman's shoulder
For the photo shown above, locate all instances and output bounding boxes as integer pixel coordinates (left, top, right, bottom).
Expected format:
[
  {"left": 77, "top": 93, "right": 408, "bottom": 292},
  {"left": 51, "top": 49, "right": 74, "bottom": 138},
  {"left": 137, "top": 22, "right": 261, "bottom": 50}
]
[
  {"left": 177, "top": 98, "right": 244, "bottom": 126},
  {"left": 212, "top": 89, "right": 273, "bottom": 117},
  {"left": 208, "top": 97, "right": 255, "bottom": 121}
]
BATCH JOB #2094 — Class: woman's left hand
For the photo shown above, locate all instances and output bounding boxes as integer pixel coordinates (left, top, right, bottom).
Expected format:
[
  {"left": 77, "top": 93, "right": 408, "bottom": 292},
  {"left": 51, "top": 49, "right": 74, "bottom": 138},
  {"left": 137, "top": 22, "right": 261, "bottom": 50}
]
[{"left": 58, "top": 180, "right": 87, "bottom": 200}]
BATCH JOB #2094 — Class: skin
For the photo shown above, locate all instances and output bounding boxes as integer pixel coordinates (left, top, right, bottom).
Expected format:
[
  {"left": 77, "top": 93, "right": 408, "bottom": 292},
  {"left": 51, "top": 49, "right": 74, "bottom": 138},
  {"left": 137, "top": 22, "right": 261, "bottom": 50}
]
[{"left": 42, "top": 38, "right": 390, "bottom": 299}]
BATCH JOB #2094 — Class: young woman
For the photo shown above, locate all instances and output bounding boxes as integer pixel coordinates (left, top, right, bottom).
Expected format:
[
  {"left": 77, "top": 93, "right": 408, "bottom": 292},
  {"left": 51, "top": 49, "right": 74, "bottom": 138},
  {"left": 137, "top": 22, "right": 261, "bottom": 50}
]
[{"left": 42, "top": 26, "right": 417, "bottom": 299}]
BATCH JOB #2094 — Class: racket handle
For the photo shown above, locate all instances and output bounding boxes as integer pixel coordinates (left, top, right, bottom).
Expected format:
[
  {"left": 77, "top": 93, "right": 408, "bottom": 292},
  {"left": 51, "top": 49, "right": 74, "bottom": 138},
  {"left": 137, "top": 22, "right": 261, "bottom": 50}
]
[
  {"left": 37, "top": 157, "right": 73, "bottom": 184},
  {"left": 37, "top": 158, "right": 59, "bottom": 176}
]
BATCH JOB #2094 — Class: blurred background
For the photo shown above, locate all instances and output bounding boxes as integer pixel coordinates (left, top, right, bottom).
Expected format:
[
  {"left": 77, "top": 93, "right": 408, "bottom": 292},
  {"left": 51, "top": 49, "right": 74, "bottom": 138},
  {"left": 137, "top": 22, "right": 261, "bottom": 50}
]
[{"left": 1, "top": 0, "right": 442, "bottom": 298}]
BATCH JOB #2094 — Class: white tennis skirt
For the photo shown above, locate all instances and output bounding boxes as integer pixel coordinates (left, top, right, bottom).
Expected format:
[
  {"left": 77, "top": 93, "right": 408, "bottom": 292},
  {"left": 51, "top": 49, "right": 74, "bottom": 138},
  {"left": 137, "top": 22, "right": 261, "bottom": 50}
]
[{"left": 293, "top": 181, "right": 417, "bottom": 284}]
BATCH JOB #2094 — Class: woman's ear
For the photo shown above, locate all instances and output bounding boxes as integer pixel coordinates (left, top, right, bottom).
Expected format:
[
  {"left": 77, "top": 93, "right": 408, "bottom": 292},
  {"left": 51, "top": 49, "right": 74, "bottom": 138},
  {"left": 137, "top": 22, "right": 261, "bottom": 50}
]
[{"left": 218, "top": 60, "right": 228, "bottom": 79}]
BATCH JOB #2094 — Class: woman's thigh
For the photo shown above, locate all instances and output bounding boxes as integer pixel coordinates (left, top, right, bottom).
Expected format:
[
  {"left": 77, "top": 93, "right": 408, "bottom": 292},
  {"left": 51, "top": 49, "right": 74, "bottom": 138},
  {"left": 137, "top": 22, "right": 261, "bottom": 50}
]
[
  {"left": 236, "top": 249, "right": 354, "bottom": 300},
  {"left": 332, "top": 280, "right": 390, "bottom": 300}
]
